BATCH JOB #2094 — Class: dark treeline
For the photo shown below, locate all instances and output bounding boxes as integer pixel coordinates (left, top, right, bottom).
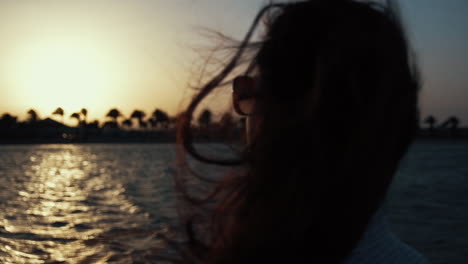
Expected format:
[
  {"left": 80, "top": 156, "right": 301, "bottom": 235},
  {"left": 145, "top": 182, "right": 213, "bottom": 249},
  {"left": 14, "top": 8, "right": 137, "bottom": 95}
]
[
  {"left": 0, "top": 107, "right": 244, "bottom": 143},
  {"left": 0, "top": 108, "right": 466, "bottom": 143},
  {"left": 420, "top": 115, "right": 467, "bottom": 138}
]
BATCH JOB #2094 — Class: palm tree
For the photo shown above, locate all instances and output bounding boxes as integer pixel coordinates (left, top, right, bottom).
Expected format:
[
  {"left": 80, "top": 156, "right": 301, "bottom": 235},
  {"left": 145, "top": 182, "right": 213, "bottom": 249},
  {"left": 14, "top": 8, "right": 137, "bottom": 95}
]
[
  {"left": 88, "top": 120, "right": 99, "bottom": 129},
  {"left": 219, "top": 113, "right": 233, "bottom": 127},
  {"left": 102, "top": 121, "right": 118, "bottom": 129},
  {"left": 106, "top": 108, "right": 122, "bottom": 126},
  {"left": 80, "top": 108, "right": 88, "bottom": 124},
  {"left": 122, "top": 119, "right": 133, "bottom": 129},
  {"left": 140, "top": 120, "right": 148, "bottom": 129},
  {"left": 198, "top": 109, "right": 212, "bottom": 128},
  {"left": 424, "top": 115, "right": 437, "bottom": 132},
  {"left": 149, "top": 118, "right": 157, "bottom": 129},
  {"left": 27, "top": 109, "right": 39, "bottom": 123},
  {"left": 152, "top": 109, "right": 170, "bottom": 129},
  {"left": 130, "top": 110, "right": 146, "bottom": 129},
  {"left": 447, "top": 116, "right": 460, "bottom": 137},
  {"left": 52, "top": 107, "right": 65, "bottom": 123},
  {"left": 447, "top": 116, "right": 460, "bottom": 129},
  {"left": 70, "top": 112, "right": 81, "bottom": 126},
  {"left": 0, "top": 113, "right": 17, "bottom": 128}
]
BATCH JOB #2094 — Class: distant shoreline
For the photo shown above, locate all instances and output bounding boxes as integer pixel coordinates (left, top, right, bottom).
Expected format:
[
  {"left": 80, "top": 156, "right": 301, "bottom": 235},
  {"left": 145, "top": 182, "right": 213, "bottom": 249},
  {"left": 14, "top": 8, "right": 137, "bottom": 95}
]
[
  {"left": 0, "top": 138, "right": 178, "bottom": 145},
  {"left": 2, "top": 116, "right": 467, "bottom": 145},
  {"left": 1, "top": 135, "right": 467, "bottom": 145}
]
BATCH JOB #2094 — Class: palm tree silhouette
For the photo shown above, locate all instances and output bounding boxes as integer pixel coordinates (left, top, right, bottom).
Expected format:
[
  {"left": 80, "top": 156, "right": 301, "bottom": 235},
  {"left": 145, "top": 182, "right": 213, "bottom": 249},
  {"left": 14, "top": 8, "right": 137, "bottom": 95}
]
[
  {"left": 0, "top": 113, "right": 17, "bottom": 128},
  {"left": 439, "top": 116, "right": 460, "bottom": 137},
  {"left": 149, "top": 118, "right": 157, "bottom": 129},
  {"left": 130, "top": 110, "right": 146, "bottom": 129},
  {"left": 198, "top": 109, "right": 212, "bottom": 129},
  {"left": 219, "top": 113, "right": 233, "bottom": 127},
  {"left": 139, "top": 120, "right": 148, "bottom": 129},
  {"left": 52, "top": 107, "right": 65, "bottom": 124},
  {"left": 106, "top": 108, "right": 122, "bottom": 127},
  {"left": 27, "top": 109, "right": 39, "bottom": 123},
  {"left": 122, "top": 119, "right": 133, "bottom": 129},
  {"left": 152, "top": 109, "right": 170, "bottom": 129},
  {"left": 424, "top": 115, "right": 437, "bottom": 132},
  {"left": 447, "top": 116, "right": 460, "bottom": 130},
  {"left": 102, "top": 121, "right": 118, "bottom": 129},
  {"left": 81, "top": 108, "right": 88, "bottom": 125},
  {"left": 70, "top": 112, "right": 81, "bottom": 126},
  {"left": 88, "top": 120, "right": 100, "bottom": 129}
]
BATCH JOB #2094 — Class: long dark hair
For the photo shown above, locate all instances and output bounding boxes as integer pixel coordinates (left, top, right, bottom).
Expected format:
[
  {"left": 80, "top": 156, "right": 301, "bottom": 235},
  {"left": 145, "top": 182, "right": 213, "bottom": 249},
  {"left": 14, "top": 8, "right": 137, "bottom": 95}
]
[{"left": 174, "top": 0, "right": 420, "bottom": 263}]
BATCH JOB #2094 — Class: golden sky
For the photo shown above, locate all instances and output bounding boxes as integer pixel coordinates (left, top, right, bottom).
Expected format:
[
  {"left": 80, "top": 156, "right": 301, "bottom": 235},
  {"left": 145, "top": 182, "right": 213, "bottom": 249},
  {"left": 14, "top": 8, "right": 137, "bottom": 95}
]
[
  {"left": 0, "top": 0, "right": 467, "bottom": 125},
  {"left": 0, "top": 0, "right": 247, "bottom": 124}
]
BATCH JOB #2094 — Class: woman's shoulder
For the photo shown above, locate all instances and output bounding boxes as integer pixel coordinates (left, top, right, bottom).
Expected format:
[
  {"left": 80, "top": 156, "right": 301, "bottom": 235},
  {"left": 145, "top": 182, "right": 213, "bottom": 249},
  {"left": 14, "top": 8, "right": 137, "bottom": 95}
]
[{"left": 343, "top": 209, "right": 431, "bottom": 264}]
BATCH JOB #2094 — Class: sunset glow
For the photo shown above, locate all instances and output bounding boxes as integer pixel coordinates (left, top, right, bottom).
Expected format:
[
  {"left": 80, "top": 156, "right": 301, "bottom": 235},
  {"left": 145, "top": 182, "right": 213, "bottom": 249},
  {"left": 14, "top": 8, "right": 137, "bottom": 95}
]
[
  {"left": 6, "top": 38, "right": 120, "bottom": 113},
  {"left": 0, "top": 0, "right": 466, "bottom": 124}
]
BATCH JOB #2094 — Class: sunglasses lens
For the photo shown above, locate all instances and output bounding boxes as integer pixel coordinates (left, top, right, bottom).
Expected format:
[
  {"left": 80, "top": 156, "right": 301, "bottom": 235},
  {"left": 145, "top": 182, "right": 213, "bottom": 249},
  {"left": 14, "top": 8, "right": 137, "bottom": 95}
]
[
  {"left": 233, "top": 76, "right": 257, "bottom": 116},
  {"left": 237, "top": 98, "right": 255, "bottom": 115}
]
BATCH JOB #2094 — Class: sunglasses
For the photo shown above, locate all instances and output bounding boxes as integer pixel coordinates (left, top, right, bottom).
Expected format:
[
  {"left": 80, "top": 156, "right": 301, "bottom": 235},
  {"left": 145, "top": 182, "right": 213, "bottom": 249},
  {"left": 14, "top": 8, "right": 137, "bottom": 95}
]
[{"left": 232, "top": 76, "right": 258, "bottom": 116}]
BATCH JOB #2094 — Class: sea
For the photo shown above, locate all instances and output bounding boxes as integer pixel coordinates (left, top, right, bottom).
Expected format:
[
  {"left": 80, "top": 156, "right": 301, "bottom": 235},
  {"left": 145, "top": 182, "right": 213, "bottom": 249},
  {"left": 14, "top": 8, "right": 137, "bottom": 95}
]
[{"left": 0, "top": 141, "right": 467, "bottom": 264}]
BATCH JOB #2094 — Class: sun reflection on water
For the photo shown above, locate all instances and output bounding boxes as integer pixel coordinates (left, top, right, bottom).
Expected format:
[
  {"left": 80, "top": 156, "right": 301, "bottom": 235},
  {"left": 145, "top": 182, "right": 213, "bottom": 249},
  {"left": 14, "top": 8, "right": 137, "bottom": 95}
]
[{"left": 0, "top": 145, "right": 175, "bottom": 263}]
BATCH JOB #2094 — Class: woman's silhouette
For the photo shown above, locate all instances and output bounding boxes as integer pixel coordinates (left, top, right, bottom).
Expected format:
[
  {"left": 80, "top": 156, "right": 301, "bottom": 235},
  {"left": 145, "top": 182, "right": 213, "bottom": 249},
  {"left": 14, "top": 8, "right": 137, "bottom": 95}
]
[{"left": 175, "top": 0, "right": 430, "bottom": 263}]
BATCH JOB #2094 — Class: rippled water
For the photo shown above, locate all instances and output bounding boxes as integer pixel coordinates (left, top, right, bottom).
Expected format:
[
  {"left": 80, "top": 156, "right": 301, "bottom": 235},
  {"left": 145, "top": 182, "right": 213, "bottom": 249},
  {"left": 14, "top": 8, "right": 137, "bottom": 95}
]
[
  {"left": 0, "top": 142, "right": 467, "bottom": 264},
  {"left": 0, "top": 144, "right": 182, "bottom": 264}
]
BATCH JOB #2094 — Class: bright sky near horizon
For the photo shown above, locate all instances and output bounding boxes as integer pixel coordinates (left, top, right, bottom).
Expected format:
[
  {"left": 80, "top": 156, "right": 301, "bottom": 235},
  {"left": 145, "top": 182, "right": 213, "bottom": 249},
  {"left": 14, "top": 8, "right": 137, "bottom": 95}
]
[{"left": 0, "top": 0, "right": 467, "bottom": 126}]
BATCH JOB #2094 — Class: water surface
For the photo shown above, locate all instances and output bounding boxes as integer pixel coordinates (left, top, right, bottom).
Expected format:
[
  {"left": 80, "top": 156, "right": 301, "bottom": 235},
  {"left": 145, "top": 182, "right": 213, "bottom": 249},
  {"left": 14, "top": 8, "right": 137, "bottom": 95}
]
[{"left": 0, "top": 141, "right": 466, "bottom": 263}]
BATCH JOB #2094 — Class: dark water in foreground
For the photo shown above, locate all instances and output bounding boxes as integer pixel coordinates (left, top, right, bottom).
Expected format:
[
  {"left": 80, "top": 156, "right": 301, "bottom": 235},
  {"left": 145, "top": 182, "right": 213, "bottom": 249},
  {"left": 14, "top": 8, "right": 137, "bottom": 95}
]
[
  {"left": 0, "top": 141, "right": 467, "bottom": 264},
  {"left": 386, "top": 140, "right": 468, "bottom": 264}
]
